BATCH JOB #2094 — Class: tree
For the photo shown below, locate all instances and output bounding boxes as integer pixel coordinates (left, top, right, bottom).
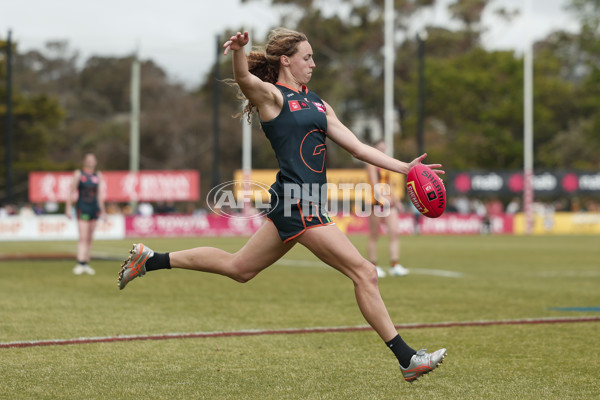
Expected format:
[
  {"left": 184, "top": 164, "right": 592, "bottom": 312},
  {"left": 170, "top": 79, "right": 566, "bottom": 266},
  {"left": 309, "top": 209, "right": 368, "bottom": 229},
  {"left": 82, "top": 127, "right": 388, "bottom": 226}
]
[
  {"left": 0, "top": 39, "right": 66, "bottom": 201},
  {"left": 531, "top": 0, "right": 600, "bottom": 168},
  {"left": 2, "top": 37, "right": 223, "bottom": 204}
]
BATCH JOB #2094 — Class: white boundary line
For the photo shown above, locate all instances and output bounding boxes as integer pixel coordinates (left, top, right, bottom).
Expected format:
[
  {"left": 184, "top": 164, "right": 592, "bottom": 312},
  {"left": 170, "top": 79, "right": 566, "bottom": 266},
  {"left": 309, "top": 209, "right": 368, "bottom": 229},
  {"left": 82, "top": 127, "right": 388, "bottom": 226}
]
[
  {"left": 2, "top": 316, "right": 598, "bottom": 349},
  {"left": 275, "top": 259, "right": 464, "bottom": 278},
  {"left": 408, "top": 268, "right": 463, "bottom": 278}
]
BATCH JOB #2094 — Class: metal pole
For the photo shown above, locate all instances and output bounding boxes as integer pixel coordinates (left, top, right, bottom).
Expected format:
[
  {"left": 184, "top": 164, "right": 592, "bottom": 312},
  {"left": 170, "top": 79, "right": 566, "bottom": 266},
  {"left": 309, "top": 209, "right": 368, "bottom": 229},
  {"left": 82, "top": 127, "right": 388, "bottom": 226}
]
[
  {"left": 383, "top": 0, "right": 394, "bottom": 157},
  {"left": 523, "top": 0, "right": 534, "bottom": 235},
  {"left": 241, "top": 107, "right": 252, "bottom": 178},
  {"left": 242, "top": 34, "right": 253, "bottom": 213},
  {"left": 212, "top": 34, "right": 221, "bottom": 188},
  {"left": 416, "top": 31, "right": 427, "bottom": 156},
  {"left": 242, "top": 33, "right": 252, "bottom": 178},
  {"left": 4, "top": 29, "right": 13, "bottom": 203},
  {"left": 129, "top": 51, "right": 141, "bottom": 210}
]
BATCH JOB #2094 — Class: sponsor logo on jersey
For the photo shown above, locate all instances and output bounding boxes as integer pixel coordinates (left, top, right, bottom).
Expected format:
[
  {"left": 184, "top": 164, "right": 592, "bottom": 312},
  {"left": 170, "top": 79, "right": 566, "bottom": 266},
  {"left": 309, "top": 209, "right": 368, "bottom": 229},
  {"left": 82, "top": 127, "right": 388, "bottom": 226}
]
[
  {"left": 289, "top": 100, "right": 310, "bottom": 112},
  {"left": 312, "top": 102, "right": 326, "bottom": 113}
]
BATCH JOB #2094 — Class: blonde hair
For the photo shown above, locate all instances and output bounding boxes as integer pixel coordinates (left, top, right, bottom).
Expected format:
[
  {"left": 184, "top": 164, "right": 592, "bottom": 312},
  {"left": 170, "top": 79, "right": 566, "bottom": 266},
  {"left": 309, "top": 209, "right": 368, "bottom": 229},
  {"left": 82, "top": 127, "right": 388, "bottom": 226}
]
[{"left": 228, "top": 28, "right": 308, "bottom": 121}]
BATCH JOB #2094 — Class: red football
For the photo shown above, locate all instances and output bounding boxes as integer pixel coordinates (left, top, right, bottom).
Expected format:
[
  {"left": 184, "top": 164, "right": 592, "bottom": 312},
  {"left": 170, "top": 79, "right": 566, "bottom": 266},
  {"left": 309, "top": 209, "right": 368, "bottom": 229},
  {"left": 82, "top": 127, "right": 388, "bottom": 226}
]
[{"left": 406, "top": 164, "right": 446, "bottom": 218}]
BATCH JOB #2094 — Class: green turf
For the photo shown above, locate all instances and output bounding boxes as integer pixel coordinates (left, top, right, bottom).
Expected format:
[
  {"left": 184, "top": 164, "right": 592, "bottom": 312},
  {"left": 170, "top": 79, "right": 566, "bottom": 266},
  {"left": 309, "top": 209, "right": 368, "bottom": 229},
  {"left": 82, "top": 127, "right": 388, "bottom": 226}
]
[{"left": 1, "top": 235, "right": 599, "bottom": 399}]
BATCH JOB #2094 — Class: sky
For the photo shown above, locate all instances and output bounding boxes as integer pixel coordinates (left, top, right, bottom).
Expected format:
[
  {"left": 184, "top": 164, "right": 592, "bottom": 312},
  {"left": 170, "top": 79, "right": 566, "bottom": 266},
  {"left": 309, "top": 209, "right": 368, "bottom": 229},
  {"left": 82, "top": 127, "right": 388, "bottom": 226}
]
[{"left": 1, "top": 0, "right": 579, "bottom": 88}]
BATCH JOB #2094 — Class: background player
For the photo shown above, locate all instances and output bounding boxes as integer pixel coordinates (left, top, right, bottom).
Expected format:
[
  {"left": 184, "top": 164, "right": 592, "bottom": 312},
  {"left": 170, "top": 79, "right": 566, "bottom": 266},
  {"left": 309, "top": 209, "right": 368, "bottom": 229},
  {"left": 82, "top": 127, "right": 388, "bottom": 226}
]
[
  {"left": 66, "top": 152, "right": 106, "bottom": 275},
  {"left": 366, "top": 139, "right": 410, "bottom": 278}
]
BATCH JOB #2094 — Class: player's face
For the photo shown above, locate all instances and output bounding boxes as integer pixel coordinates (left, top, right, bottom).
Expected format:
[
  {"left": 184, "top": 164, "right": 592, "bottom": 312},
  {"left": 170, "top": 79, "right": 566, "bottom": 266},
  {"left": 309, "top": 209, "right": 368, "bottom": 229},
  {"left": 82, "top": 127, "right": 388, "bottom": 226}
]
[
  {"left": 288, "top": 41, "right": 315, "bottom": 85},
  {"left": 83, "top": 154, "right": 97, "bottom": 170}
]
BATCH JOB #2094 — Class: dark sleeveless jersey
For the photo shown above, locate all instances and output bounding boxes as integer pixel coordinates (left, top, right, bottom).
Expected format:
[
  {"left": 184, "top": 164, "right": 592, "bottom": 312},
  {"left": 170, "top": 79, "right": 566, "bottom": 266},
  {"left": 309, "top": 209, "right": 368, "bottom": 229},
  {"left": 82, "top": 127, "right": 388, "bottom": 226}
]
[
  {"left": 76, "top": 170, "right": 100, "bottom": 212},
  {"left": 260, "top": 83, "right": 328, "bottom": 204}
]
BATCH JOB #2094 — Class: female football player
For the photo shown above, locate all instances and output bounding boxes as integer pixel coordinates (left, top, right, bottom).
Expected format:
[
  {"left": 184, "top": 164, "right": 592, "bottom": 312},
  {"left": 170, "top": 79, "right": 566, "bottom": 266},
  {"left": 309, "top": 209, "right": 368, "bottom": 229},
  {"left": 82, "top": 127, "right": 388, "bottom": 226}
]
[
  {"left": 118, "top": 29, "right": 446, "bottom": 382},
  {"left": 66, "top": 152, "right": 106, "bottom": 275}
]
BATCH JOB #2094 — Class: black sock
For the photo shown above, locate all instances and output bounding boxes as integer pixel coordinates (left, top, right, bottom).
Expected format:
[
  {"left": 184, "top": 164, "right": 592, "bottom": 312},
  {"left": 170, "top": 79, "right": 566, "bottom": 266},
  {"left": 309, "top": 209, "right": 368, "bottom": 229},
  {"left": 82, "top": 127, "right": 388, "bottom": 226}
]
[
  {"left": 77, "top": 260, "right": 86, "bottom": 265},
  {"left": 386, "top": 334, "right": 417, "bottom": 369},
  {"left": 145, "top": 252, "right": 171, "bottom": 271}
]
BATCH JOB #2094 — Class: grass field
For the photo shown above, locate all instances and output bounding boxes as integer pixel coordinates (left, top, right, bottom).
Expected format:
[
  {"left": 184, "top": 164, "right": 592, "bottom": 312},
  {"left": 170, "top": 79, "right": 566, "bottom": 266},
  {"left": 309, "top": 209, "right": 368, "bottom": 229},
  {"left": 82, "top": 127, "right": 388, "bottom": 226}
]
[{"left": 1, "top": 234, "right": 599, "bottom": 399}]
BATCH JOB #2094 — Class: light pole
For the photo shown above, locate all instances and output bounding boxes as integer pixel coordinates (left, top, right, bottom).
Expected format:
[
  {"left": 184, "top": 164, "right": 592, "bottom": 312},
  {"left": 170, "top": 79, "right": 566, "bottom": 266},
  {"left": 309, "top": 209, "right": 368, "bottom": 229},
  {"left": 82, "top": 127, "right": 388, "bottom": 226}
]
[
  {"left": 416, "top": 30, "right": 428, "bottom": 156},
  {"left": 523, "top": 0, "right": 534, "bottom": 234},
  {"left": 383, "top": 0, "right": 395, "bottom": 157},
  {"left": 212, "top": 34, "right": 221, "bottom": 188},
  {"left": 4, "top": 29, "right": 13, "bottom": 204}
]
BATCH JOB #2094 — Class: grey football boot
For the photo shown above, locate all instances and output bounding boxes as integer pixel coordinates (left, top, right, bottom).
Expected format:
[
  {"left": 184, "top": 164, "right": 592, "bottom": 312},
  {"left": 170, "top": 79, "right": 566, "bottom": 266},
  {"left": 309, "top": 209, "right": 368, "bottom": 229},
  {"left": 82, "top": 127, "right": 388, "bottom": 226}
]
[
  {"left": 118, "top": 243, "right": 154, "bottom": 290},
  {"left": 400, "top": 348, "right": 447, "bottom": 382}
]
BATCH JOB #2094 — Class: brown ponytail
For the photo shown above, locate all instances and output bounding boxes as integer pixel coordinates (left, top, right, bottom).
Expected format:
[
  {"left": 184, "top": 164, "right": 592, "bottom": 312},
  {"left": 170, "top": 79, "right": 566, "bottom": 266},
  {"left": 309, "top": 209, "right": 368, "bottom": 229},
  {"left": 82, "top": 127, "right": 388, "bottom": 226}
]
[{"left": 227, "top": 28, "right": 308, "bottom": 121}]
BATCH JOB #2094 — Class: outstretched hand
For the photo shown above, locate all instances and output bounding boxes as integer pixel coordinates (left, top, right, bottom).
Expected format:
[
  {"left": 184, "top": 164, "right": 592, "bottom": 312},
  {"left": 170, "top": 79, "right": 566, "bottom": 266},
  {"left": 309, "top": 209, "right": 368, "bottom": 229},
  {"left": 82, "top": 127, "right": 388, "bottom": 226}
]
[
  {"left": 409, "top": 153, "right": 445, "bottom": 175},
  {"left": 223, "top": 31, "right": 249, "bottom": 55}
]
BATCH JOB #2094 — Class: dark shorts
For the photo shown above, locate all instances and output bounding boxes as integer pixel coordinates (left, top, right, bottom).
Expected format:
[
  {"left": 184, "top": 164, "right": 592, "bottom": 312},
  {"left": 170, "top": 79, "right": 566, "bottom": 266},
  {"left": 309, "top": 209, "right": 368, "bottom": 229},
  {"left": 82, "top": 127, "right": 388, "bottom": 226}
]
[
  {"left": 267, "top": 198, "right": 335, "bottom": 243},
  {"left": 77, "top": 208, "right": 100, "bottom": 221}
]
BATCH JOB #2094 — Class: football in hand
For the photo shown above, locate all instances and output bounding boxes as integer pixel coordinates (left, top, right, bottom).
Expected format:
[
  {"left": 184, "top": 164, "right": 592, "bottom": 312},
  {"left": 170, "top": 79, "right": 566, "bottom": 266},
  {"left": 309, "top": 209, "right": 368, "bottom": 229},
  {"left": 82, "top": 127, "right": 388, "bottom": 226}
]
[{"left": 406, "top": 164, "right": 446, "bottom": 218}]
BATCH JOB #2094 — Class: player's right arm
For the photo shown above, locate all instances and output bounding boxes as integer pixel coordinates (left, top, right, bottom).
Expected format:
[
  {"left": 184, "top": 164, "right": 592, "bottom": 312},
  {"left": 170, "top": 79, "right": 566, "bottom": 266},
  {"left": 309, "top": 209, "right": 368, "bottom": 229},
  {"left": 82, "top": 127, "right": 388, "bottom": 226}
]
[
  {"left": 65, "top": 170, "right": 80, "bottom": 219},
  {"left": 223, "top": 31, "right": 282, "bottom": 120}
]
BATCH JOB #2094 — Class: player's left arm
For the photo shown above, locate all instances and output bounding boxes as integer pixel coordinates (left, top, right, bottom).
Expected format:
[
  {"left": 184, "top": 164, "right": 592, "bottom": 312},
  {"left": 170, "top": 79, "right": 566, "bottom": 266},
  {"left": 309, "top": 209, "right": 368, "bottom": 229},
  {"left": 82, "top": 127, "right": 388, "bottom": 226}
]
[{"left": 323, "top": 100, "right": 444, "bottom": 175}]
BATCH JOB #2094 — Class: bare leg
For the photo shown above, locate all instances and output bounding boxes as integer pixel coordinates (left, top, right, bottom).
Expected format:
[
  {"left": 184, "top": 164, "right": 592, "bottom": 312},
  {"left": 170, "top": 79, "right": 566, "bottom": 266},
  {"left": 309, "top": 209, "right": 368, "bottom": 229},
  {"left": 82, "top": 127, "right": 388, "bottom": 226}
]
[
  {"left": 385, "top": 208, "right": 399, "bottom": 264},
  {"left": 296, "top": 224, "right": 398, "bottom": 342},
  {"left": 367, "top": 213, "right": 380, "bottom": 264},
  {"left": 77, "top": 219, "right": 97, "bottom": 263},
  {"left": 169, "top": 220, "right": 294, "bottom": 283}
]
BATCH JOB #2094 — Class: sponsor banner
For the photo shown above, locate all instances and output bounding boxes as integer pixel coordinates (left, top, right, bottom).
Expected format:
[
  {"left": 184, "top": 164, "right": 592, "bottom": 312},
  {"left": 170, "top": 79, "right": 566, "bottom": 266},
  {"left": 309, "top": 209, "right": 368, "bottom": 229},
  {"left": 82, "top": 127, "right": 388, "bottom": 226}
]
[
  {"left": 4, "top": 212, "right": 599, "bottom": 239},
  {"left": 341, "top": 214, "right": 417, "bottom": 235},
  {"left": 125, "top": 213, "right": 513, "bottom": 237},
  {"left": 449, "top": 171, "right": 600, "bottom": 195},
  {"left": 419, "top": 214, "right": 513, "bottom": 235},
  {"left": 125, "top": 214, "right": 265, "bottom": 237},
  {"left": 233, "top": 169, "right": 405, "bottom": 202},
  {"left": 0, "top": 215, "right": 125, "bottom": 241},
  {"left": 29, "top": 170, "right": 200, "bottom": 202},
  {"left": 28, "top": 172, "right": 73, "bottom": 203},
  {"left": 514, "top": 212, "right": 600, "bottom": 234},
  {"left": 341, "top": 213, "right": 513, "bottom": 235}
]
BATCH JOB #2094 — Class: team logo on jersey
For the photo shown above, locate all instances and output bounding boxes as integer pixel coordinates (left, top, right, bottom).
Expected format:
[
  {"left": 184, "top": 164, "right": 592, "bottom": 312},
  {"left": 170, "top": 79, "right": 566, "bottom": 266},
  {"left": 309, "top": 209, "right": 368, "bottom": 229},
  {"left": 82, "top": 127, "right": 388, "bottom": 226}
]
[
  {"left": 300, "top": 129, "right": 327, "bottom": 173},
  {"left": 80, "top": 174, "right": 99, "bottom": 184},
  {"left": 312, "top": 102, "right": 326, "bottom": 113},
  {"left": 289, "top": 100, "right": 310, "bottom": 112}
]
